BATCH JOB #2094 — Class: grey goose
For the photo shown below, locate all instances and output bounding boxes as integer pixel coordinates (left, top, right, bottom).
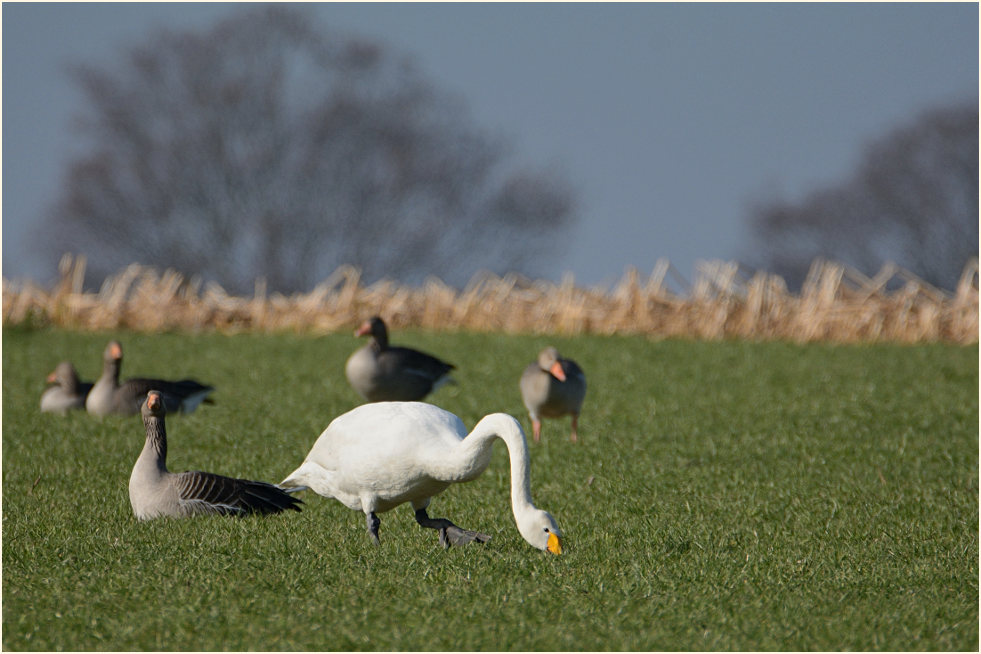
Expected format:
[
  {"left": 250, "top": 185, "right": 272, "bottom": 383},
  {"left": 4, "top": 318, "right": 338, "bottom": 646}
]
[
  {"left": 129, "top": 390, "right": 303, "bottom": 520},
  {"left": 40, "top": 361, "right": 93, "bottom": 413},
  {"left": 86, "top": 340, "right": 214, "bottom": 416},
  {"left": 344, "top": 316, "right": 455, "bottom": 402},
  {"left": 519, "top": 346, "right": 587, "bottom": 442}
]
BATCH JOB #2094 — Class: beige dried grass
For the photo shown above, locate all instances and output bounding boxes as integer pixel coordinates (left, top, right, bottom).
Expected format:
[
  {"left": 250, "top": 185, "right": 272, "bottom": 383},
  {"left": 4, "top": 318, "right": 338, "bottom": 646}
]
[{"left": 2, "top": 253, "right": 977, "bottom": 343}]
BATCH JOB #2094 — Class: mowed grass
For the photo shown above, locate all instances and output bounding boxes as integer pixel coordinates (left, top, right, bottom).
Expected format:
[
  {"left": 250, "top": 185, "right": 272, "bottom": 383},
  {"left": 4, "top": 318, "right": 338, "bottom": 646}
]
[{"left": 2, "top": 326, "right": 977, "bottom": 651}]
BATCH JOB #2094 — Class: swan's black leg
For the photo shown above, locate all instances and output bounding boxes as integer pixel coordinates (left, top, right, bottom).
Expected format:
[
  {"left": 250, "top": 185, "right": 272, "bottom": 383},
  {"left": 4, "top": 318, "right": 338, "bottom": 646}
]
[
  {"left": 414, "top": 507, "right": 491, "bottom": 549},
  {"left": 366, "top": 511, "right": 381, "bottom": 545}
]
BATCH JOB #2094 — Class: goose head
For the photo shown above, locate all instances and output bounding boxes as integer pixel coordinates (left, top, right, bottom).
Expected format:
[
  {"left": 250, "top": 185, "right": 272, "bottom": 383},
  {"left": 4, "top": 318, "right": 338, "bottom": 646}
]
[
  {"left": 99, "top": 340, "right": 124, "bottom": 382},
  {"left": 102, "top": 341, "right": 124, "bottom": 375},
  {"left": 142, "top": 390, "right": 166, "bottom": 417},
  {"left": 516, "top": 507, "right": 563, "bottom": 555},
  {"left": 46, "top": 361, "right": 80, "bottom": 392},
  {"left": 106, "top": 340, "right": 123, "bottom": 362},
  {"left": 537, "top": 347, "right": 566, "bottom": 382},
  {"left": 47, "top": 361, "right": 76, "bottom": 385},
  {"left": 355, "top": 316, "right": 389, "bottom": 347}
]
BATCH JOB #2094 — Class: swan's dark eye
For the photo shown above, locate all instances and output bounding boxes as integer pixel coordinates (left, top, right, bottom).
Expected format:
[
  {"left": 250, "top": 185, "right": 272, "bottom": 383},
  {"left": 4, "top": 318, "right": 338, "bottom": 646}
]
[{"left": 544, "top": 527, "right": 550, "bottom": 533}]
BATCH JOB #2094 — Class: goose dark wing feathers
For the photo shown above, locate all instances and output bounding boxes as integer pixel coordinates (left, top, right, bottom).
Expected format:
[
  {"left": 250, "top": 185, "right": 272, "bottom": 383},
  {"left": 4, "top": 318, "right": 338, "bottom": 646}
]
[
  {"left": 380, "top": 346, "right": 455, "bottom": 380},
  {"left": 122, "top": 378, "right": 214, "bottom": 411},
  {"left": 174, "top": 471, "right": 303, "bottom": 516}
]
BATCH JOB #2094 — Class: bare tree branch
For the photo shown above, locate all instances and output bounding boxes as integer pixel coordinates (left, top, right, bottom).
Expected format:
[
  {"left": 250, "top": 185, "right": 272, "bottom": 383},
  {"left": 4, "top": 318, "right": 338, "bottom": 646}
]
[
  {"left": 746, "top": 101, "right": 978, "bottom": 290},
  {"left": 36, "top": 6, "right": 577, "bottom": 293}
]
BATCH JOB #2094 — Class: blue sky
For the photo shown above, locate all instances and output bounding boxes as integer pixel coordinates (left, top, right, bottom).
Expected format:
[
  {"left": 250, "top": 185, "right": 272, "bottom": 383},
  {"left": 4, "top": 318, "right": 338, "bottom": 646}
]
[{"left": 3, "top": 2, "right": 977, "bottom": 287}]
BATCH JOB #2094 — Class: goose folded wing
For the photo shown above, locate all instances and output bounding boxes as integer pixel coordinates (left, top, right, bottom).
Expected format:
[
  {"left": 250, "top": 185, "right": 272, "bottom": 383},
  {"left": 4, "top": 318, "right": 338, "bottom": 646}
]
[
  {"left": 124, "top": 378, "right": 214, "bottom": 411},
  {"left": 174, "top": 471, "right": 302, "bottom": 516},
  {"left": 127, "top": 377, "right": 213, "bottom": 397},
  {"left": 386, "top": 347, "right": 455, "bottom": 378},
  {"left": 169, "top": 379, "right": 216, "bottom": 395}
]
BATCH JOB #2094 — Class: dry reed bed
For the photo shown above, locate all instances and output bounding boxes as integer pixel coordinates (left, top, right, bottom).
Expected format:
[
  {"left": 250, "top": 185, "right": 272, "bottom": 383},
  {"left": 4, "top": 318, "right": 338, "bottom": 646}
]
[{"left": 3, "top": 255, "right": 978, "bottom": 343}]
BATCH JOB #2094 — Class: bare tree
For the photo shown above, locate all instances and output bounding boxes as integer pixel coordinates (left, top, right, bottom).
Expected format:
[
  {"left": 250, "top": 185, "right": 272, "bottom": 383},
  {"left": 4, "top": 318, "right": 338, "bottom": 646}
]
[
  {"left": 36, "top": 6, "right": 576, "bottom": 293},
  {"left": 745, "top": 101, "right": 978, "bottom": 290}
]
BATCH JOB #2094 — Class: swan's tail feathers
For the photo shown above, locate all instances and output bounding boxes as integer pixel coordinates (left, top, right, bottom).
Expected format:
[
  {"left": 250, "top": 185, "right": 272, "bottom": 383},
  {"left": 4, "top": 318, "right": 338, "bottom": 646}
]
[
  {"left": 279, "top": 467, "right": 307, "bottom": 488},
  {"left": 281, "top": 461, "right": 332, "bottom": 497}
]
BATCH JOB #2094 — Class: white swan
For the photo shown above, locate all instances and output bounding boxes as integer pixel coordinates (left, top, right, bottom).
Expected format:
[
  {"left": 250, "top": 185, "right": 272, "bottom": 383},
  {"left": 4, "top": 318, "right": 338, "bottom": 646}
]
[{"left": 281, "top": 402, "right": 562, "bottom": 554}]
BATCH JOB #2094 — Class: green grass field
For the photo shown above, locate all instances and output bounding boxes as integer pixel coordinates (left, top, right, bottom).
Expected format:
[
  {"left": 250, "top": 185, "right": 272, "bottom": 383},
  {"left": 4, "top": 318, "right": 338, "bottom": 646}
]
[{"left": 2, "top": 326, "right": 977, "bottom": 651}]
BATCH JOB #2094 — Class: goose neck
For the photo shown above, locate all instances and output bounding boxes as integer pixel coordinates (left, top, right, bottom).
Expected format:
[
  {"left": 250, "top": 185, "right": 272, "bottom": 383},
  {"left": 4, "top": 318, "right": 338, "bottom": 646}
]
[
  {"left": 141, "top": 415, "right": 168, "bottom": 470},
  {"left": 63, "top": 372, "right": 80, "bottom": 394},
  {"left": 104, "top": 358, "right": 121, "bottom": 385}
]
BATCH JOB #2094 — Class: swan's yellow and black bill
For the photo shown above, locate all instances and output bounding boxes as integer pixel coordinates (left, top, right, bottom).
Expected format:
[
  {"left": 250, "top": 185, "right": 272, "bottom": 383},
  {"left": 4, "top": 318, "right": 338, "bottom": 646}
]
[{"left": 547, "top": 532, "right": 562, "bottom": 555}]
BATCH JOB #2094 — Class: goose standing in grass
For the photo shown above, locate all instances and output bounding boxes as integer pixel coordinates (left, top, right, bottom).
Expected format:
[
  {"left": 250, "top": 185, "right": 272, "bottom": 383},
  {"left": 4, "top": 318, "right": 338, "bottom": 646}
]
[
  {"left": 86, "top": 340, "right": 214, "bottom": 416},
  {"left": 281, "top": 401, "right": 562, "bottom": 554},
  {"left": 130, "top": 391, "right": 303, "bottom": 520},
  {"left": 344, "top": 316, "right": 456, "bottom": 402},
  {"left": 40, "top": 361, "right": 93, "bottom": 413},
  {"left": 520, "top": 346, "right": 587, "bottom": 442}
]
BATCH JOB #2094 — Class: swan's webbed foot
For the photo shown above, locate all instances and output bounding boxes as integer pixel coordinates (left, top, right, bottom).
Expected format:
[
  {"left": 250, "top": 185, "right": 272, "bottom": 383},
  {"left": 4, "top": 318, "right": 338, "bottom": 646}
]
[
  {"left": 366, "top": 511, "right": 381, "bottom": 545},
  {"left": 415, "top": 507, "right": 491, "bottom": 549},
  {"left": 439, "top": 525, "right": 492, "bottom": 549}
]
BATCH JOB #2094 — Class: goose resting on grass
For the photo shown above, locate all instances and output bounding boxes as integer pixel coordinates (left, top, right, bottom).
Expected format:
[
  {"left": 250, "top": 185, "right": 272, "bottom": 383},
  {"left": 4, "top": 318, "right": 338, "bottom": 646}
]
[
  {"left": 281, "top": 402, "right": 562, "bottom": 554},
  {"left": 40, "top": 361, "right": 93, "bottom": 413},
  {"left": 86, "top": 341, "right": 214, "bottom": 416},
  {"left": 129, "top": 391, "right": 303, "bottom": 520},
  {"left": 344, "top": 317, "right": 455, "bottom": 402},
  {"left": 520, "top": 347, "right": 587, "bottom": 442}
]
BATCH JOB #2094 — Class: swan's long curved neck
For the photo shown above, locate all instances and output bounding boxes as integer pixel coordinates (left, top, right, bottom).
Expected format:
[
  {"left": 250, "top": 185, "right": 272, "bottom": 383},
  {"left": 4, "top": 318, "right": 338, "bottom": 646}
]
[{"left": 465, "top": 414, "right": 536, "bottom": 516}]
